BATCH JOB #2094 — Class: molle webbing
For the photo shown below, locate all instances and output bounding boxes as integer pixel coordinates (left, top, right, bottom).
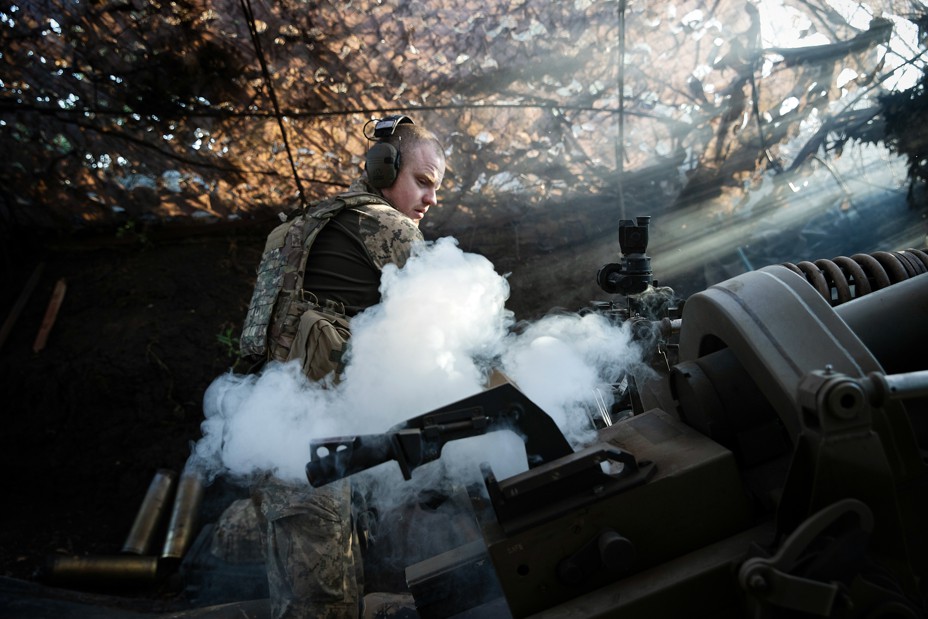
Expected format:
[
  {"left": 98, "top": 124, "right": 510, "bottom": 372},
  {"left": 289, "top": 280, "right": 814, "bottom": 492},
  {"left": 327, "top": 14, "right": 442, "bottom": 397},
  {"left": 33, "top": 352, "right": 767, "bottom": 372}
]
[{"left": 239, "top": 192, "right": 389, "bottom": 359}]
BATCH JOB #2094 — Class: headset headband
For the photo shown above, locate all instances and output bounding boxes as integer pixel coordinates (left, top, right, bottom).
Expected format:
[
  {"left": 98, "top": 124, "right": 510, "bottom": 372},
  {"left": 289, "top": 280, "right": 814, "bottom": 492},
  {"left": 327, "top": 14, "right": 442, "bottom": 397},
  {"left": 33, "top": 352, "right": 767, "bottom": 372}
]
[{"left": 372, "top": 115, "right": 414, "bottom": 140}]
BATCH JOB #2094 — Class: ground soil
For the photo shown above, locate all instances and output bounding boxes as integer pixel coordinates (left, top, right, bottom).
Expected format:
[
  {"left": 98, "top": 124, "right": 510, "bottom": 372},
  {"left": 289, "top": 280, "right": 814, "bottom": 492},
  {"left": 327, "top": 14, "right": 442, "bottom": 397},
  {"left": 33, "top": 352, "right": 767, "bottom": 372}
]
[{"left": 0, "top": 223, "right": 267, "bottom": 591}]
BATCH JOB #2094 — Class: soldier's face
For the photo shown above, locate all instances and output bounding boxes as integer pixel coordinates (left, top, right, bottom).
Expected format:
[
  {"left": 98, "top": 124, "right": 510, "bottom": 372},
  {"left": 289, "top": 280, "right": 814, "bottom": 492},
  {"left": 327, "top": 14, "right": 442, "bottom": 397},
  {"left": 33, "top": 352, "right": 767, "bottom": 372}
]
[{"left": 382, "top": 143, "right": 444, "bottom": 226}]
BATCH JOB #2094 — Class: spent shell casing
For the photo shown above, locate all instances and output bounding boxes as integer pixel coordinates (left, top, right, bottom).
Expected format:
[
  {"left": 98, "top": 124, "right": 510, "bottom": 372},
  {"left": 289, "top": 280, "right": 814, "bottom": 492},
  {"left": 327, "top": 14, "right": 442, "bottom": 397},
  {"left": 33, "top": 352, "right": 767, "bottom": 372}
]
[
  {"left": 161, "top": 468, "right": 205, "bottom": 561},
  {"left": 44, "top": 554, "right": 161, "bottom": 584},
  {"left": 122, "top": 468, "right": 176, "bottom": 555}
]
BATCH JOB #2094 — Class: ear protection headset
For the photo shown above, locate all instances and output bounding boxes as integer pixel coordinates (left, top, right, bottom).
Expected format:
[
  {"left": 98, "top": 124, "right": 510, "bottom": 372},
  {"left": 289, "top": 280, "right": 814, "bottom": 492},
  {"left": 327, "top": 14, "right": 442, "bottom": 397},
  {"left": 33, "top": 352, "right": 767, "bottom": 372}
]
[{"left": 365, "top": 115, "right": 415, "bottom": 189}]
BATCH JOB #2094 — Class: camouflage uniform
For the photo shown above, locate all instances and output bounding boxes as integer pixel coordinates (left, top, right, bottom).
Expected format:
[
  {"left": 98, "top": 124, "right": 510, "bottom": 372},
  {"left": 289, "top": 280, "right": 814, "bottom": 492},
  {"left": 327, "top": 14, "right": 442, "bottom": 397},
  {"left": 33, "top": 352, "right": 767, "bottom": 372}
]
[
  {"left": 253, "top": 477, "right": 362, "bottom": 619},
  {"left": 241, "top": 178, "right": 423, "bottom": 381},
  {"left": 243, "top": 179, "right": 423, "bottom": 619},
  {"left": 302, "top": 197, "right": 426, "bottom": 317}
]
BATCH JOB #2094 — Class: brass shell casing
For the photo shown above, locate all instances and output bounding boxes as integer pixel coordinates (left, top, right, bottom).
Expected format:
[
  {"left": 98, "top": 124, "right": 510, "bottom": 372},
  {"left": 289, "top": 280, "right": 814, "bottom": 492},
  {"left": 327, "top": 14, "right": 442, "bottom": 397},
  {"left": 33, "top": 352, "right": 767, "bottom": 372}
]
[
  {"left": 44, "top": 554, "right": 161, "bottom": 583},
  {"left": 161, "top": 468, "right": 205, "bottom": 561},
  {"left": 122, "top": 468, "right": 176, "bottom": 555}
]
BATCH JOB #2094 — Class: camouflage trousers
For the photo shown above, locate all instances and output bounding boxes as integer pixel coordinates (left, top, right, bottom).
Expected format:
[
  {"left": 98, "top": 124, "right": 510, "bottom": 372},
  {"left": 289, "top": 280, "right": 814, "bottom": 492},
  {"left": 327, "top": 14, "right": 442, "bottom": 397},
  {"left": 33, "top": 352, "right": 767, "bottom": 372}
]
[{"left": 252, "top": 476, "right": 362, "bottom": 619}]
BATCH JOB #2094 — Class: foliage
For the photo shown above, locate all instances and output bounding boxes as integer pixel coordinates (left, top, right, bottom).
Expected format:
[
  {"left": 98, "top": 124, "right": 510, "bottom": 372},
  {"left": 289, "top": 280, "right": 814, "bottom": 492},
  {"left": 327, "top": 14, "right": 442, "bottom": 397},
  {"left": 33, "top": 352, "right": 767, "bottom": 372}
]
[
  {"left": 115, "top": 219, "right": 150, "bottom": 245},
  {"left": 216, "top": 324, "right": 242, "bottom": 366},
  {"left": 881, "top": 65, "right": 928, "bottom": 201}
]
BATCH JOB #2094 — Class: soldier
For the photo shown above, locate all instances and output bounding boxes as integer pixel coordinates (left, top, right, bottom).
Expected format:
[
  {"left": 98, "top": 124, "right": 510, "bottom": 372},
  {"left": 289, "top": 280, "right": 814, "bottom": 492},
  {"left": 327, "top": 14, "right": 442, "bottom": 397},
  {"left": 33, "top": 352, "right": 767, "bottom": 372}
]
[
  {"left": 239, "top": 116, "right": 445, "bottom": 619},
  {"left": 240, "top": 116, "right": 445, "bottom": 381}
]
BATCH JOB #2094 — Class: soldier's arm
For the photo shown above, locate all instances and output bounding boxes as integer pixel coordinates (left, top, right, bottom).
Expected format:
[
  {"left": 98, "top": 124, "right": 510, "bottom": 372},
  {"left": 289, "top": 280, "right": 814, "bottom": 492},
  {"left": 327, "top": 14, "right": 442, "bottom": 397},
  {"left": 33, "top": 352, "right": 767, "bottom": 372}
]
[{"left": 356, "top": 204, "right": 425, "bottom": 270}]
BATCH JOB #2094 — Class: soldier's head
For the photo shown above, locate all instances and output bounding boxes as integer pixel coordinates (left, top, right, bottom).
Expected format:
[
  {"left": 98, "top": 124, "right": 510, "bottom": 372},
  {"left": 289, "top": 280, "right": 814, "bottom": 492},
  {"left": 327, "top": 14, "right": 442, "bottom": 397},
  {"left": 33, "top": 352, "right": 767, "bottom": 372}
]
[{"left": 366, "top": 120, "right": 445, "bottom": 226}]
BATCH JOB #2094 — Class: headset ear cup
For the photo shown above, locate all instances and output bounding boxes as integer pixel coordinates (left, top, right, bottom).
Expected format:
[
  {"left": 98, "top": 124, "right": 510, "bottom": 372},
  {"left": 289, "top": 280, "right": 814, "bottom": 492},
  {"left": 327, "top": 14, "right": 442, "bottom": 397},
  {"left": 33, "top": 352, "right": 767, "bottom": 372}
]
[{"left": 366, "top": 142, "right": 400, "bottom": 188}]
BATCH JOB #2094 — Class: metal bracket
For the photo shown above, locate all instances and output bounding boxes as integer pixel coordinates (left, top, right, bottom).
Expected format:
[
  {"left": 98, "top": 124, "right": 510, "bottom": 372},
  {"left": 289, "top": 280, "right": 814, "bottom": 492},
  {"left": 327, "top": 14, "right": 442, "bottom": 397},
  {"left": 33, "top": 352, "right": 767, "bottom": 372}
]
[
  {"left": 483, "top": 443, "right": 656, "bottom": 535},
  {"left": 739, "top": 498, "right": 873, "bottom": 616}
]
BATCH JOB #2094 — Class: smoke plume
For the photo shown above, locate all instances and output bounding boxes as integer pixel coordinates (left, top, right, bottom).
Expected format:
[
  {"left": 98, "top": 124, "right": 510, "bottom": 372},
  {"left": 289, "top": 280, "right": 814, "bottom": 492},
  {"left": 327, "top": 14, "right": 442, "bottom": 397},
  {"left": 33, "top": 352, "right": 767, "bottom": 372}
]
[{"left": 193, "top": 237, "right": 645, "bottom": 501}]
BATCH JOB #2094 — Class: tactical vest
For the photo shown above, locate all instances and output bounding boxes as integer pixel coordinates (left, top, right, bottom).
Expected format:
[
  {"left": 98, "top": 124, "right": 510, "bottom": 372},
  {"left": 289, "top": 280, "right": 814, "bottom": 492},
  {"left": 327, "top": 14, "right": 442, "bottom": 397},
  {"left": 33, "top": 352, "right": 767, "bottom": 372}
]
[{"left": 239, "top": 191, "right": 390, "bottom": 360}]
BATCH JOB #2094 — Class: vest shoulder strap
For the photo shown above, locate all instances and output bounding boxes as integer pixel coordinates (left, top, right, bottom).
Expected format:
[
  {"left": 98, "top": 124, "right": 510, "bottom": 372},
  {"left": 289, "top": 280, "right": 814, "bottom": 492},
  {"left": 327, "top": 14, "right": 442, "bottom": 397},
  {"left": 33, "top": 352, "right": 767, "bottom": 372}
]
[{"left": 239, "top": 191, "right": 390, "bottom": 358}]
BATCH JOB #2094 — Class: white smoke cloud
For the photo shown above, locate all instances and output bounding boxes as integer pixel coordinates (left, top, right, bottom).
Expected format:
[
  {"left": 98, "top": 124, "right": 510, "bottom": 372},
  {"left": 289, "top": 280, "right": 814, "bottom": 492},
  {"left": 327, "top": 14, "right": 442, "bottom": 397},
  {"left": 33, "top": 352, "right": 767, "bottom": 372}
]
[
  {"left": 193, "top": 236, "right": 645, "bottom": 496},
  {"left": 336, "top": 236, "right": 513, "bottom": 421},
  {"left": 501, "top": 311, "right": 642, "bottom": 447}
]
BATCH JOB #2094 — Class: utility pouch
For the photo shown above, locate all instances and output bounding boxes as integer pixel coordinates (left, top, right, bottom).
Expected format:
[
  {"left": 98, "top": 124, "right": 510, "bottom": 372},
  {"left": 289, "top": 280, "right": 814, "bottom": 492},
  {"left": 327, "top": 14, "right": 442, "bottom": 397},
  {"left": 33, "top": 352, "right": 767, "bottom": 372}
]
[{"left": 271, "top": 297, "right": 351, "bottom": 382}]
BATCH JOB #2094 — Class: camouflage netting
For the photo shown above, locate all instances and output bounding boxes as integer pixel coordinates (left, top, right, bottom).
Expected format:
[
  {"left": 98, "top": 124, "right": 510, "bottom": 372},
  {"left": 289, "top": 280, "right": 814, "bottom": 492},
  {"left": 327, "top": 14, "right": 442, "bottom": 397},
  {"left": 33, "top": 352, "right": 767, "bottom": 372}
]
[{"left": 2, "top": 0, "right": 927, "bottom": 301}]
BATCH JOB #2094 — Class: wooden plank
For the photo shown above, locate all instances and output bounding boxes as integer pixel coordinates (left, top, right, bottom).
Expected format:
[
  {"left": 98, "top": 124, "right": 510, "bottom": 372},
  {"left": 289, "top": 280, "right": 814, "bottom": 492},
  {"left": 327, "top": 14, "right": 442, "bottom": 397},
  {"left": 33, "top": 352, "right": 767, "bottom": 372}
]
[
  {"left": 0, "top": 262, "right": 45, "bottom": 352},
  {"left": 33, "top": 278, "right": 68, "bottom": 353}
]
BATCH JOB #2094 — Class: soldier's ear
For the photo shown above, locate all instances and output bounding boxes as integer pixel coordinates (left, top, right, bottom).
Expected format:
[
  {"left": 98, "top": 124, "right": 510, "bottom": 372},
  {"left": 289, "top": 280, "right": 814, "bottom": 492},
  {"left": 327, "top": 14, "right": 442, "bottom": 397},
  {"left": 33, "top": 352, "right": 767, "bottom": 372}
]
[
  {"left": 365, "top": 115, "right": 415, "bottom": 189},
  {"left": 366, "top": 142, "right": 400, "bottom": 189}
]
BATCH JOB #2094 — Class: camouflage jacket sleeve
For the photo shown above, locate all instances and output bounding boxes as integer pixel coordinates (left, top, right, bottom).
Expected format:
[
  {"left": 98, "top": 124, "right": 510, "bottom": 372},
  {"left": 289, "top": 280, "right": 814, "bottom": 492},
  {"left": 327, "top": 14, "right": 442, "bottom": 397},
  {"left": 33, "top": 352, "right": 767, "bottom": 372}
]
[{"left": 354, "top": 203, "right": 424, "bottom": 270}]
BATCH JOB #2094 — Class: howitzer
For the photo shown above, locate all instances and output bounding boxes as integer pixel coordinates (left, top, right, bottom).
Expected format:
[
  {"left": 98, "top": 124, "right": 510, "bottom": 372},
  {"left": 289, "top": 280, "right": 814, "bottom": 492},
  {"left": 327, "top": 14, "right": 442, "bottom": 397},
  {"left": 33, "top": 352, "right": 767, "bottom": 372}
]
[
  {"left": 305, "top": 221, "right": 928, "bottom": 618},
  {"left": 307, "top": 382, "right": 579, "bottom": 487}
]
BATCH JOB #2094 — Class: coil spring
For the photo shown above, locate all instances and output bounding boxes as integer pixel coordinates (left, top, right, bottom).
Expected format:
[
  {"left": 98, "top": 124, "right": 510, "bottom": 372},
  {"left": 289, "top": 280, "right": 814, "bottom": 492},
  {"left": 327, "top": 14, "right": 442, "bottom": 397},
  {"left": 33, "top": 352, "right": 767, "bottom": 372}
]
[{"left": 782, "top": 248, "right": 928, "bottom": 307}]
